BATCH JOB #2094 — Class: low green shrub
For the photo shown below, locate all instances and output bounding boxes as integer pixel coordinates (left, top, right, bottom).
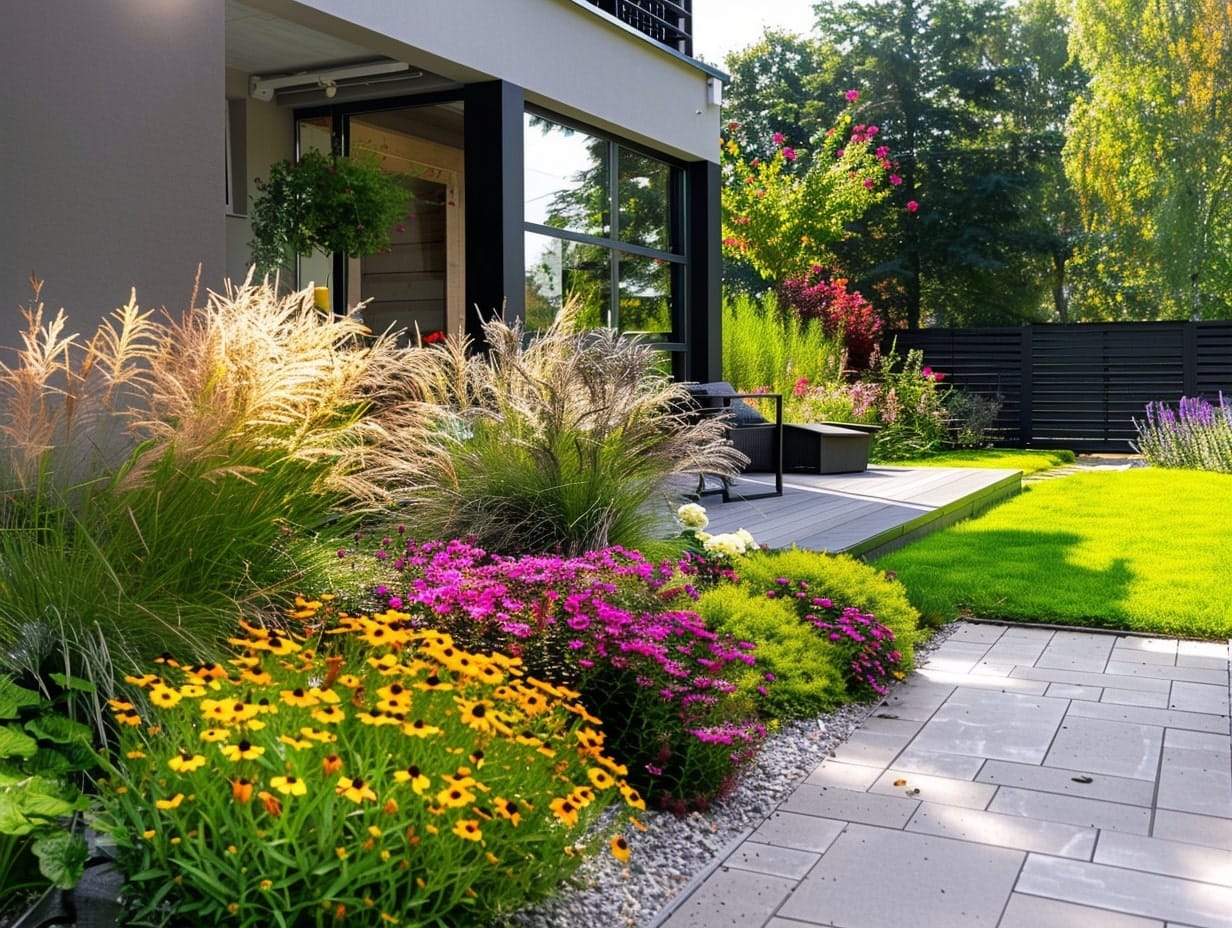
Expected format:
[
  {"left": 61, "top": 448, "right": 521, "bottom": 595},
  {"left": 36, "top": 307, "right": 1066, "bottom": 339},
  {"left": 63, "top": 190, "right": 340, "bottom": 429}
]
[
  {"left": 99, "top": 611, "right": 642, "bottom": 927},
  {"left": 701, "top": 549, "right": 921, "bottom": 711},
  {"left": 695, "top": 584, "right": 847, "bottom": 717}
]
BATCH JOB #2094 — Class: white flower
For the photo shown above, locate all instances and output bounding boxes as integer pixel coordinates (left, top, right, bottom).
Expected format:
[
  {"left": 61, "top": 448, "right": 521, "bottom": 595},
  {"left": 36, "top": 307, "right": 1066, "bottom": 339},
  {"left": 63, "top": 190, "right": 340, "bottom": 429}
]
[
  {"left": 703, "top": 532, "right": 748, "bottom": 558},
  {"left": 675, "top": 503, "right": 710, "bottom": 531},
  {"left": 733, "top": 528, "right": 757, "bottom": 549}
]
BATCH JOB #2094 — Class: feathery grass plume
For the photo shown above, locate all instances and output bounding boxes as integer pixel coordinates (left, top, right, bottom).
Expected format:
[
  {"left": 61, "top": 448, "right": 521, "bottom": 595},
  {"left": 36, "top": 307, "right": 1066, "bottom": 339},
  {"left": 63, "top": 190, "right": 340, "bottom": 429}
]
[
  {"left": 391, "top": 301, "right": 743, "bottom": 555},
  {"left": 0, "top": 275, "right": 434, "bottom": 686}
]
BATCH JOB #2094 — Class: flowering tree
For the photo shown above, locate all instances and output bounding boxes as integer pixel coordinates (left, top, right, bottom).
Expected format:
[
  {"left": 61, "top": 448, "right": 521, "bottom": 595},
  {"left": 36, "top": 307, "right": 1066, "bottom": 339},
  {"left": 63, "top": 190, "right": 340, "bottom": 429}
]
[{"left": 721, "top": 90, "right": 901, "bottom": 285}]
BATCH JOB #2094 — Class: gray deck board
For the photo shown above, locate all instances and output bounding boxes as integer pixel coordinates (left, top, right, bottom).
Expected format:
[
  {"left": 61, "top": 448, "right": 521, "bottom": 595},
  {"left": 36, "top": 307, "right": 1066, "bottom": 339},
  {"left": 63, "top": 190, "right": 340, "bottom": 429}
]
[{"left": 701, "top": 466, "right": 1022, "bottom": 558}]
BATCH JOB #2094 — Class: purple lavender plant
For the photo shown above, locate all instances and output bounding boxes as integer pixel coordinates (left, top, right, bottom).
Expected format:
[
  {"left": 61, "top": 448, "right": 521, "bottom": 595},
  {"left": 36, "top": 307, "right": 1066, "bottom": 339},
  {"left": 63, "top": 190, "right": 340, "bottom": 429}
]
[{"left": 1133, "top": 393, "right": 1232, "bottom": 473}]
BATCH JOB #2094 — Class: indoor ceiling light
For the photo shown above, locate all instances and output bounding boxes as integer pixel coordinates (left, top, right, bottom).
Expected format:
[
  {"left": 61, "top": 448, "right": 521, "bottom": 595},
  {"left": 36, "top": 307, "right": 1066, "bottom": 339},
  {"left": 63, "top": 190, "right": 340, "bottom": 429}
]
[{"left": 249, "top": 61, "right": 412, "bottom": 102}]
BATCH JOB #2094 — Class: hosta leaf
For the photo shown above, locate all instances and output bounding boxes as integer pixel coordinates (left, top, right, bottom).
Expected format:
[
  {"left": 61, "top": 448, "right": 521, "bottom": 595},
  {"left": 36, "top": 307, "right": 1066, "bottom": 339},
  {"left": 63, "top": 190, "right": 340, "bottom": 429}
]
[
  {"left": 0, "top": 725, "right": 39, "bottom": 760},
  {"left": 25, "top": 713, "right": 94, "bottom": 746},
  {"left": 0, "top": 678, "right": 41, "bottom": 720},
  {"left": 32, "top": 830, "right": 89, "bottom": 889}
]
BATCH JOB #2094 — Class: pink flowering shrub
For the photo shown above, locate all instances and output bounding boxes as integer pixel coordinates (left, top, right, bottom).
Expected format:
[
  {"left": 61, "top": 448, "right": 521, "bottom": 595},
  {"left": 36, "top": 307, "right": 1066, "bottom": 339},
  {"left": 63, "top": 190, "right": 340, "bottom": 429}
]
[
  {"left": 777, "top": 268, "right": 883, "bottom": 371},
  {"left": 336, "top": 535, "right": 766, "bottom": 811}
]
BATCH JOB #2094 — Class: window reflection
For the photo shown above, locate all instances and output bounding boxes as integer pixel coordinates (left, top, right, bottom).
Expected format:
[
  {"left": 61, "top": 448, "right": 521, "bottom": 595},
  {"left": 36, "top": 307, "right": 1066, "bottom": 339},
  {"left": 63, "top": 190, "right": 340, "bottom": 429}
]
[
  {"left": 524, "top": 114, "right": 608, "bottom": 238},
  {"left": 618, "top": 149, "right": 671, "bottom": 251},
  {"left": 618, "top": 254, "right": 672, "bottom": 336},
  {"left": 525, "top": 232, "right": 611, "bottom": 331}
]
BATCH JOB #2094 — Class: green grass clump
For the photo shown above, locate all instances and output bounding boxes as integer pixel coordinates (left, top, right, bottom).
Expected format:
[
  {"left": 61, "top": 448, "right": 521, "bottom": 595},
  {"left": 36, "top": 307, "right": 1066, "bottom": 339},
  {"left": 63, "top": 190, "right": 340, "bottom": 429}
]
[
  {"left": 884, "top": 448, "right": 1076, "bottom": 475},
  {"left": 875, "top": 469, "right": 1232, "bottom": 638}
]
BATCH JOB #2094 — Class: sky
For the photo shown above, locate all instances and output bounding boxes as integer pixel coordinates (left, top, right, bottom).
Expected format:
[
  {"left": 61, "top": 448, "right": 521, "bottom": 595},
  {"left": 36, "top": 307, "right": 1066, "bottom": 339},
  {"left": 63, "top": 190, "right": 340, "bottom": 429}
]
[{"left": 690, "top": 0, "right": 820, "bottom": 66}]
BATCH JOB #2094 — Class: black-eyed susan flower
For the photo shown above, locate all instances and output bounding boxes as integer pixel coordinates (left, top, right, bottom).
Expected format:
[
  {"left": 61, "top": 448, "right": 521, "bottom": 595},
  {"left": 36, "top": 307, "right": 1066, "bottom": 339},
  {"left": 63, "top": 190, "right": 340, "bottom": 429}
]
[
  {"left": 167, "top": 752, "right": 206, "bottom": 774},
  {"left": 434, "top": 785, "right": 475, "bottom": 809},
  {"left": 124, "top": 673, "right": 160, "bottom": 687},
  {"left": 455, "top": 698, "right": 497, "bottom": 733},
  {"left": 587, "top": 767, "right": 616, "bottom": 790},
  {"left": 610, "top": 835, "right": 631, "bottom": 863},
  {"left": 549, "top": 796, "right": 579, "bottom": 828},
  {"left": 280, "top": 687, "right": 320, "bottom": 708},
  {"left": 219, "top": 739, "right": 265, "bottom": 762},
  {"left": 311, "top": 704, "right": 346, "bottom": 726},
  {"left": 269, "top": 775, "right": 308, "bottom": 796},
  {"left": 337, "top": 776, "right": 377, "bottom": 804},
  {"left": 148, "top": 685, "right": 182, "bottom": 709},
  {"left": 401, "top": 718, "right": 442, "bottom": 738},
  {"left": 114, "top": 710, "right": 143, "bottom": 727},
  {"left": 299, "top": 725, "right": 337, "bottom": 743},
  {"left": 155, "top": 793, "right": 185, "bottom": 810},
  {"left": 108, "top": 698, "right": 135, "bottom": 712},
  {"left": 492, "top": 797, "right": 522, "bottom": 827},
  {"left": 452, "top": 819, "right": 483, "bottom": 842},
  {"left": 620, "top": 783, "right": 646, "bottom": 810},
  {"left": 393, "top": 765, "right": 430, "bottom": 794},
  {"left": 277, "top": 734, "right": 314, "bottom": 751},
  {"left": 199, "top": 728, "right": 229, "bottom": 743},
  {"left": 322, "top": 754, "right": 343, "bottom": 775}
]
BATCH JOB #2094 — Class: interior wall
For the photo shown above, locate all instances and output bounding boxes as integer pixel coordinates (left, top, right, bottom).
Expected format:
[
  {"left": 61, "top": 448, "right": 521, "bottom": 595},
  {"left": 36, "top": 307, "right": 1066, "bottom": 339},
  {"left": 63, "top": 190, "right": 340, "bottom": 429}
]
[{"left": 2, "top": 0, "right": 225, "bottom": 330}]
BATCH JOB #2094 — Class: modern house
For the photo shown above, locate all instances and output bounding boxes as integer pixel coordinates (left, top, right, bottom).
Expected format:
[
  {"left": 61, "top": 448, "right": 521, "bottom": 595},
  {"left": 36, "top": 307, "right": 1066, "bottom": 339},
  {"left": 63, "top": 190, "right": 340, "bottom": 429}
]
[{"left": 5, "top": 0, "right": 725, "bottom": 379}]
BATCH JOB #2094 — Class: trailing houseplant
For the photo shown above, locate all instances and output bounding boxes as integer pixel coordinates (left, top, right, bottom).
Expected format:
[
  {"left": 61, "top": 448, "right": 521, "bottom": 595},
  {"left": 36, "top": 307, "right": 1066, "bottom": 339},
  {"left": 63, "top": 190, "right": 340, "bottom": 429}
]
[{"left": 249, "top": 149, "right": 410, "bottom": 274}]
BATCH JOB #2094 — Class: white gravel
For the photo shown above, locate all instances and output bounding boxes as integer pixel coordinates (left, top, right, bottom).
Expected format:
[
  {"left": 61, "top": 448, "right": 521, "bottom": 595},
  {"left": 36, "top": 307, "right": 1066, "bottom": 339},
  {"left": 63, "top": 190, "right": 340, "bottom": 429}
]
[{"left": 505, "top": 623, "right": 958, "bottom": 928}]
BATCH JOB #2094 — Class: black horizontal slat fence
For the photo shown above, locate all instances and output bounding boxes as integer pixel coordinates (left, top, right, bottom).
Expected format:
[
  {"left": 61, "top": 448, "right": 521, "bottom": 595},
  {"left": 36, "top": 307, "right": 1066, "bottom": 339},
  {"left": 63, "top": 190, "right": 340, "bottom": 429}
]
[{"left": 885, "top": 322, "right": 1232, "bottom": 452}]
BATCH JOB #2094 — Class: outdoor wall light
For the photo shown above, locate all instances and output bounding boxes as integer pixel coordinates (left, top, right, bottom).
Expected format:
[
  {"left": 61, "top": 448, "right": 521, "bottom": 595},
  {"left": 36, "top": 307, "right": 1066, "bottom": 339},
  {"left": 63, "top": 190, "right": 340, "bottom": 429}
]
[{"left": 249, "top": 60, "right": 412, "bottom": 102}]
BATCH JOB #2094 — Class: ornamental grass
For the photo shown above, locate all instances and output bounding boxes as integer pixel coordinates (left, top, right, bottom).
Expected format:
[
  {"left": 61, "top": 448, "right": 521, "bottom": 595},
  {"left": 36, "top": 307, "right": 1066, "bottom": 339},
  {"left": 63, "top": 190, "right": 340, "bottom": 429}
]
[{"left": 99, "top": 603, "right": 643, "bottom": 927}]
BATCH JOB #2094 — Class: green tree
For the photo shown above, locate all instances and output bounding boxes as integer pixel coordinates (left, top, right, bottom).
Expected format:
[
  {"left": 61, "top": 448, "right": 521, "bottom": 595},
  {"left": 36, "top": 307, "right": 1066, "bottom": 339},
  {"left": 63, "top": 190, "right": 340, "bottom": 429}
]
[{"left": 1064, "top": 0, "right": 1232, "bottom": 320}]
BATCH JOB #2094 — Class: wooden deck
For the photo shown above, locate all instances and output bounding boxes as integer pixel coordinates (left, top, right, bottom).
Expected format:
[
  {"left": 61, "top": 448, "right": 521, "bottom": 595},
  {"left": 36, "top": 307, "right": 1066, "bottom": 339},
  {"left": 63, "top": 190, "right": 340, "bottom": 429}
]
[{"left": 697, "top": 466, "right": 1023, "bottom": 559}]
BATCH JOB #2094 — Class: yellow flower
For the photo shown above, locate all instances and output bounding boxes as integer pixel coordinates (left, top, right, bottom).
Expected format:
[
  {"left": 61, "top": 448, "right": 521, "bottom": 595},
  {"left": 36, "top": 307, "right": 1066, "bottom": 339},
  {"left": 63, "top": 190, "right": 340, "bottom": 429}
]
[
  {"left": 492, "top": 797, "right": 522, "bottom": 827},
  {"left": 299, "top": 726, "right": 337, "bottom": 743},
  {"left": 610, "top": 834, "right": 631, "bottom": 863},
  {"left": 401, "top": 719, "right": 442, "bottom": 738},
  {"left": 335, "top": 847, "right": 348, "bottom": 860},
  {"left": 269, "top": 775, "right": 308, "bottom": 797},
  {"left": 337, "top": 776, "right": 377, "bottom": 804},
  {"left": 259, "top": 879, "right": 273, "bottom": 891},
  {"left": 311, "top": 705, "right": 347, "bottom": 726},
  {"left": 142, "top": 829, "right": 156, "bottom": 839},
  {"left": 108, "top": 698, "right": 135, "bottom": 712},
  {"left": 587, "top": 767, "right": 616, "bottom": 790},
  {"left": 126, "top": 750, "right": 146, "bottom": 759},
  {"left": 393, "top": 765, "right": 430, "bottom": 794},
  {"left": 124, "top": 673, "right": 160, "bottom": 687},
  {"left": 114, "top": 710, "right": 143, "bottom": 728},
  {"left": 620, "top": 783, "right": 646, "bottom": 810},
  {"left": 455, "top": 698, "right": 498, "bottom": 733},
  {"left": 148, "top": 685, "right": 182, "bottom": 709},
  {"left": 241, "top": 669, "right": 274, "bottom": 686},
  {"left": 549, "top": 796, "right": 579, "bottom": 828},
  {"left": 168, "top": 753, "right": 206, "bottom": 773},
  {"left": 435, "top": 784, "right": 475, "bottom": 809},
  {"left": 280, "top": 687, "right": 319, "bottom": 708},
  {"left": 155, "top": 793, "right": 185, "bottom": 810},
  {"left": 219, "top": 739, "right": 265, "bottom": 762},
  {"left": 452, "top": 819, "right": 483, "bottom": 842},
  {"left": 278, "top": 735, "right": 314, "bottom": 751}
]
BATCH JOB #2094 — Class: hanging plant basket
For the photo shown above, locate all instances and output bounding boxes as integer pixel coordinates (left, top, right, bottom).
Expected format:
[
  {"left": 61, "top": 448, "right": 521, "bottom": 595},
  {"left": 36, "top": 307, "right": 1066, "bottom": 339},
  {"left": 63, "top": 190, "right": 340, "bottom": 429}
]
[{"left": 248, "top": 150, "right": 409, "bottom": 274}]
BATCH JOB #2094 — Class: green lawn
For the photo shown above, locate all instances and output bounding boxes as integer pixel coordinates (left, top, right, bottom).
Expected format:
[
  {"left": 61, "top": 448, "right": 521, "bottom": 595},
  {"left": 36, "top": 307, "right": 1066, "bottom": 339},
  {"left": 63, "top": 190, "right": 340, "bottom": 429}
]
[
  {"left": 875, "top": 468, "right": 1232, "bottom": 639},
  {"left": 885, "top": 448, "right": 1076, "bottom": 475}
]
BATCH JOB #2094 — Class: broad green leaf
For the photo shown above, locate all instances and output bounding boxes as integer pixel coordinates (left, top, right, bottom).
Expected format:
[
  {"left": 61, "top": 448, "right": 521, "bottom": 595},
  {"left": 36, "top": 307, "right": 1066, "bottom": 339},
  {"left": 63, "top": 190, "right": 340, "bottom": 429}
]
[
  {"left": 0, "top": 725, "right": 38, "bottom": 760},
  {"left": 47, "top": 673, "right": 96, "bottom": 694},
  {"left": 0, "top": 678, "right": 41, "bottom": 720},
  {"left": 32, "top": 830, "right": 89, "bottom": 889},
  {"left": 24, "top": 713, "right": 93, "bottom": 746}
]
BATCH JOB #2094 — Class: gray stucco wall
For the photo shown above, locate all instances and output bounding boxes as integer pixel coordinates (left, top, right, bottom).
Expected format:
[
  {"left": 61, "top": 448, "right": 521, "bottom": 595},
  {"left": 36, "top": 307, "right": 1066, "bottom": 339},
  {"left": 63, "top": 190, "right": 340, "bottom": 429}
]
[
  {"left": 259, "top": 0, "right": 722, "bottom": 162},
  {"left": 2, "top": 0, "right": 225, "bottom": 331}
]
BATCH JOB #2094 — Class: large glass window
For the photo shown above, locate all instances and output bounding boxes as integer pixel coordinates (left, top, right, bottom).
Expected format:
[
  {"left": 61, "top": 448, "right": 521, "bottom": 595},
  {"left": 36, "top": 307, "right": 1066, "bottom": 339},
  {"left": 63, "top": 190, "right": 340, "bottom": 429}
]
[{"left": 524, "top": 112, "right": 684, "bottom": 341}]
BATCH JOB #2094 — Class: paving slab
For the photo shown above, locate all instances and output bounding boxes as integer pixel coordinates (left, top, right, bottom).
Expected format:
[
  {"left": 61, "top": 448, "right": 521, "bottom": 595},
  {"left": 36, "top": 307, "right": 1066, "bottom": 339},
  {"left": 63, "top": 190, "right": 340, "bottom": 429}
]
[{"left": 650, "top": 622, "right": 1232, "bottom": 928}]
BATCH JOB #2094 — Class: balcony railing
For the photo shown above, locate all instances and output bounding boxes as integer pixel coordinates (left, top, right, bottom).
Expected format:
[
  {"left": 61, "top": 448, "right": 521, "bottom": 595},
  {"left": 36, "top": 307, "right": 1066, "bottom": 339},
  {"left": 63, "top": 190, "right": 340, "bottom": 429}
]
[{"left": 584, "top": 0, "right": 692, "bottom": 56}]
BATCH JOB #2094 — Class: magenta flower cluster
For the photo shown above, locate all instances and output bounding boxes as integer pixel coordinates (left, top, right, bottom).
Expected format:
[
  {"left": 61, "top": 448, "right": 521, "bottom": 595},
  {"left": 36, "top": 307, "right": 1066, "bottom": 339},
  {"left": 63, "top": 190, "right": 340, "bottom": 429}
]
[
  {"left": 345, "top": 537, "right": 767, "bottom": 809},
  {"left": 766, "top": 579, "right": 903, "bottom": 697}
]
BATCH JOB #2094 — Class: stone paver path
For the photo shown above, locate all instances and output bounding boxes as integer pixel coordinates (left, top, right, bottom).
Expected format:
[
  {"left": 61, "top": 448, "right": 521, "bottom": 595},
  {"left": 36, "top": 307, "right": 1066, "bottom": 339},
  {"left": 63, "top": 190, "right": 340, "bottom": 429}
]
[{"left": 655, "top": 622, "right": 1232, "bottom": 928}]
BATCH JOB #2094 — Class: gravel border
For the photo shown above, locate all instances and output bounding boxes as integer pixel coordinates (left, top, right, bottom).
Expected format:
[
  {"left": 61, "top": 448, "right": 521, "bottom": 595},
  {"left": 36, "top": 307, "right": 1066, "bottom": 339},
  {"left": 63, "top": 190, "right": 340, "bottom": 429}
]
[{"left": 508, "top": 622, "right": 959, "bottom": 928}]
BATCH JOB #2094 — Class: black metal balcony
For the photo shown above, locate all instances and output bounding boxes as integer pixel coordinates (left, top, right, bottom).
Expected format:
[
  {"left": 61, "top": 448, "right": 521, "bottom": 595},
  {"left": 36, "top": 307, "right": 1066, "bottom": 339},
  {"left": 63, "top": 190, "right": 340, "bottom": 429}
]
[{"left": 584, "top": 0, "right": 692, "bottom": 56}]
